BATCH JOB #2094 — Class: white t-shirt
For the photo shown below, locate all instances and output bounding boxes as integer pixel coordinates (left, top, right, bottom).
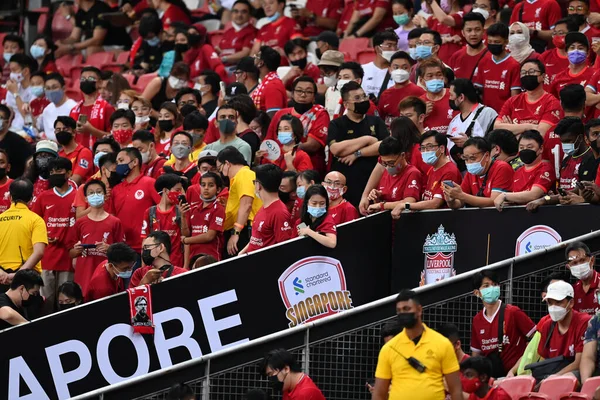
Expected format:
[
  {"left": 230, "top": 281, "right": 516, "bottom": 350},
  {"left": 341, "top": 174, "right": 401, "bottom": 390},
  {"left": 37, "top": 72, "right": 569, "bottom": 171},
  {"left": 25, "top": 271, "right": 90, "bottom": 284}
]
[
  {"left": 6, "top": 86, "right": 34, "bottom": 132},
  {"left": 446, "top": 103, "right": 498, "bottom": 152},
  {"left": 361, "top": 62, "right": 393, "bottom": 98},
  {"left": 37, "top": 98, "right": 78, "bottom": 141}
]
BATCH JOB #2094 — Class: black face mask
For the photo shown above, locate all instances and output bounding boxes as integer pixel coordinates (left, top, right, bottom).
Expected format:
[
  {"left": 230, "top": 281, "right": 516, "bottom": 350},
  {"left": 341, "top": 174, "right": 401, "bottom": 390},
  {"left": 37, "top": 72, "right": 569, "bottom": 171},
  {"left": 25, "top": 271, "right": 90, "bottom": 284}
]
[
  {"left": 397, "top": 312, "right": 418, "bottom": 328},
  {"left": 315, "top": 48, "right": 323, "bottom": 60},
  {"left": 467, "top": 40, "right": 483, "bottom": 49},
  {"left": 58, "top": 303, "right": 77, "bottom": 311},
  {"left": 520, "top": 75, "right": 540, "bottom": 91},
  {"left": 449, "top": 98, "right": 460, "bottom": 111},
  {"left": 21, "top": 293, "right": 40, "bottom": 308},
  {"left": 159, "top": 120, "right": 174, "bottom": 132},
  {"left": 141, "top": 248, "right": 156, "bottom": 266},
  {"left": 108, "top": 172, "right": 123, "bottom": 187},
  {"left": 279, "top": 190, "right": 291, "bottom": 203},
  {"left": 0, "top": 167, "right": 6, "bottom": 181},
  {"left": 590, "top": 138, "right": 600, "bottom": 152},
  {"left": 293, "top": 101, "right": 313, "bottom": 115},
  {"left": 571, "top": 14, "right": 586, "bottom": 27},
  {"left": 487, "top": 43, "right": 504, "bottom": 56},
  {"left": 519, "top": 149, "right": 538, "bottom": 164},
  {"left": 290, "top": 57, "right": 308, "bottom": 70},
  {"left": 80, "top": 80, "right": 97, "bottom": 95},
  {"left": 161, "top": 40, "right": 175, "bottom": 52},
  {"left": 49, "top": 173, "right": 67, "bottom": 188},
  {"left": 188, "top": 34, "right": 202, "bottom": 46},
  {"left": 268, "top": 375, "right": 284, "bottom": 392},
  {"left": 353, "top": 100, "right": 371, "bottom": 115},
  {"left": 56, "top": 131, "right": 73, "bottom": 146},
  {"left": 174, "top": 43, "right": 189, "bottom": 54}
]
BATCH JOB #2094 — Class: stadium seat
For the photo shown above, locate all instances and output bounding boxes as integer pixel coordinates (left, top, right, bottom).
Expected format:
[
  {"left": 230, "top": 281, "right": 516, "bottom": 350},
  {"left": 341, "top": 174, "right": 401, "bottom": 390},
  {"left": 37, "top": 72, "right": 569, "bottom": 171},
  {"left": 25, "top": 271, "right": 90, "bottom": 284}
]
[
  {"left": 85, "top": 52, "right": 115, "bottom": 68},
  {"left": 198, "top": 19, "right": 221, "bottom": 33},
  {"left": 357, "top": 50, "right": 376, "bottom": 65},
  {"left": 102, "top": 51, "right": 131, "bottom": 72},
  {"left": 540, "top": 376, "right": 579, "bottom": 397},
  {"left": 56, "top": 54, "right": 83, "bottom": 76},
  {"left": 210, "top": 30, "right": 224, "bottom": 48},
  {"left": 518, "top": 395, "right": 551, "bottom": 400},
  {"left": 339, "top": 38, "right": 369, "bottom": 61},
  {"left": 69, "top": 68, "right": 82, "bottom": 88},
  {"left": 497, "top": 376, "right": 536, "bottom": 399},
  {"left": 560, "top": 377, "right": 600, "bottom": 399},
  {"left": 135, "top": 72, "right": 158, "bottom": 92},
  {"left": 65, "top": 88, "right": 82, "bottom": 103}
]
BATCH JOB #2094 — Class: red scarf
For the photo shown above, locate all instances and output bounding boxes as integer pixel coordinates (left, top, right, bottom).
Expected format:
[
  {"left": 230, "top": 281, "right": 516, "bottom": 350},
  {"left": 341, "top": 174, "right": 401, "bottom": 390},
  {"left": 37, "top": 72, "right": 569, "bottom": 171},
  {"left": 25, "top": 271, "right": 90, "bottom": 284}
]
[
  {"left": 128, "top": 285, "right": 154, "bottom": 334},
  {"left": 299, "top": 104, "right": 326, "bottom": 139},
  {"left": 70, "top": 97, "right": 111, "bottom": 148},
  {"left": 252, "top": 72, "right": 280, "bottom": 110}
]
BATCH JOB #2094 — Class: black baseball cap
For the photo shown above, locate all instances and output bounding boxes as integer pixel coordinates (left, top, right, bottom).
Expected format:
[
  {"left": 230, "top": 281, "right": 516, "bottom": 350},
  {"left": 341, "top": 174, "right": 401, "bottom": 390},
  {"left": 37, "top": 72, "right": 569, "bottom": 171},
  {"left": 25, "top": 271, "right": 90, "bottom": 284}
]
[
  {"left": 225, "top": 83, "right": 248, "bottom": 99},
  {"left": 236, "top": 57, "right": 259, "bottom": 74},
  {"left": 312, "top": 31, "right": 340, "bottom": 48},
  {"left": 565, "top": 31, "right": 589, "bottom": 50}
]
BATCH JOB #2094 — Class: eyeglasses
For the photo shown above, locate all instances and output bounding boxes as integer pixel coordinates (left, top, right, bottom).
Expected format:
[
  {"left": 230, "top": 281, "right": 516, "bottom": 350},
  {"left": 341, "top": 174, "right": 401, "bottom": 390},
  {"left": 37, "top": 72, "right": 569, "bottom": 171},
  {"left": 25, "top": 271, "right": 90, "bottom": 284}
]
[
  {"left": 379, "top": 156, "right": 400, "bottom": 168},
  {"left": 568, "top": 5, "right": 586, "bottom": 11},
  {"left": 294, "top": 89, "right": 315, "bottom": 97},
  {"left": 461, "top": 151, "right": 484, "bottom": 163},
  {"left": 379, "top": 44, "right": 397, "bottom": 50},
  {"left": 54, "top": 127, "right": 72, "bottom": 134},
  {"left": 80, "top": 76, "right": 97, "bottom": 82},
  {"left": 142, "top": 243, "right": 160, "bottom": 251},
  {"left": 419, "top": 144, "right": 439, "bottom": 152},
  {"left": 323, "top": 180, "right": 344, "bottom": 188},
  {"left": 520, "top": 69, "right": 542, "bottom": 77}
]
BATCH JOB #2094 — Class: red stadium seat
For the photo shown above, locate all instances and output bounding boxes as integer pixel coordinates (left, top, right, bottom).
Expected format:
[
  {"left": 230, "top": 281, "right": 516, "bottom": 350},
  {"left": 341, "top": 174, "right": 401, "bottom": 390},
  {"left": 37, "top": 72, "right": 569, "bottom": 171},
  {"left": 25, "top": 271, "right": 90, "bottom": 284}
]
[
  {"left": 65, "top": 88, "right": 82, "bottom": 103},
  {"left": 342, "top": 51, "right": 351, "bottom": 61},
  {"left": 357, "top": 50, "right": 376, "bottom": 64},
  {"left": 540, "top": 376, "right": 579, "bottom": 398},
  {"left": 135, "top": 72, "right": 158, "bottom": 92},
  {"left": 69, "top": 68, "right": 82, "bottom": 88},
  {"left": 339, "top": 38, "right": 370, "bottom": 61},
  {"left": 56, "top": 54, "right": 83, "bottom": 76},
  {"left": 122, "top": 73, "right": 136, "bottom": 87},
  {"left": 497, "top": 376, "right": 536, "bottom": 399},
  {"left": 518, "top": 395, "right": 551, "bottom": 400},
  {"left": 560, "top": 377, "right": 600, "bottom": 400},
  {"left": 85, "top": 51, "right": 115, "bottom": 68},
  {"left": 102, "top": 51, "right": 131, "bottom": 72},
  {"left": 210, "top": 30, "right": 224, "bottom": 48}
]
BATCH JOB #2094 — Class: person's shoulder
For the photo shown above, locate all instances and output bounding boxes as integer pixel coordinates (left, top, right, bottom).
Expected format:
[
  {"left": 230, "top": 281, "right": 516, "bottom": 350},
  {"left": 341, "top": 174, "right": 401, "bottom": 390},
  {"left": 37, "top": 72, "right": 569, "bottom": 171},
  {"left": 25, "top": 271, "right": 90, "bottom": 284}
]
[{"left": 490, "top": 160, "right": 513, "bottom": 175}]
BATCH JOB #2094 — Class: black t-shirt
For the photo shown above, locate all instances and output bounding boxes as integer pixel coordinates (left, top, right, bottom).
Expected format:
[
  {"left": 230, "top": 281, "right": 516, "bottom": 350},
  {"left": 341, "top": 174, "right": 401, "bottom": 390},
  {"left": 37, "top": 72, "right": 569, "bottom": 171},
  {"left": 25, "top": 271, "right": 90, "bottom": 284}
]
[
  {"left": 203, "top": 100, "right": 218, "bottom": 118},
  {"left": 578, "top": 151, "right": 600, "bottom": 183},
  {"left": 75, "top": 0, "right": 132, "bottom": 47},
  {"left": 0, "top": 131, "right": 34, "bottom": 179},
  {"left": 0, "top": 293, "right": 23, "bottom": 331},
  {"left": 238, "top": 129, "right": 260, "bottom": 164},
  {"left": 327, "top": 115, "right": 388, "bottom": 207}
]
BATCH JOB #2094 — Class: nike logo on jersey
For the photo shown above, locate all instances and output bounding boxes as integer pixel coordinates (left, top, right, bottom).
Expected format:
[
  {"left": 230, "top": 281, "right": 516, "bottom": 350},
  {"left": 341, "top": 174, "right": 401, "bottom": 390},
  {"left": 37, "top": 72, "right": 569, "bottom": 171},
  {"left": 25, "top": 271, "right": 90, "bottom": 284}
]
[{"left": 45, "top": 205, "right": 54, "bottom": 210}]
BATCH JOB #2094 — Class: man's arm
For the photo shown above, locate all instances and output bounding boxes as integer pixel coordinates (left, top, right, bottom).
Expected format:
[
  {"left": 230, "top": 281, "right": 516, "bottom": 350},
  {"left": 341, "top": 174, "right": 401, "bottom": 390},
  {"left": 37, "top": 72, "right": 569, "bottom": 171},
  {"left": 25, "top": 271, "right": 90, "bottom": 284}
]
[
  {"left": 371, "top": 378, "right": 390, "bottom": 400},
  {"left": 354, "top": 7, "right": 386, "bottom": 37},
  {"left": 222, "top": 47, "right": 251, "bottom": 64},
  {"left": 236, "top": 195, "right": 254, "bottom": 227},
  {"left": 430, "top": 0, "right": 458, "bottom": 26},
  {"left": 581, "top": 341, "right": 597, "bottom": 383},
  {"left": 329, "top": 136, "right": 378, "bottom": 157},
  {"left": 185, "top": 229, "right": 217, "bottom": 244},
  {"left": 58, "top": 27, "right": 83, "bottom": 45},
  {"left": 503, "top": 187, "right": 545, "bottom": 205},
  {"left": 494, "top": 122, "right": 537, "bottom": 134},
  {"left": 360, "top": 140, "right": 382, "bottom": 157},
  {"left": 298, "top": 137, "right": 323, "bottom": 154},
  {"left": 74, "top": 27, "right": 107, "bottom": 50},
  {"left": 557, "top": 352, "right": 582, "bottom": 376},
  {"left": 445, "top": 371, "right": 463, "bottom": 400},
  {"left": 20, "top": 243, "right": 46, "bottom": 271},
  {"left": 0, "top": 307, "right": 28, "bottom": 326},
  {"left": 360, "top": 163, "right": 385, "bottom": 215}
]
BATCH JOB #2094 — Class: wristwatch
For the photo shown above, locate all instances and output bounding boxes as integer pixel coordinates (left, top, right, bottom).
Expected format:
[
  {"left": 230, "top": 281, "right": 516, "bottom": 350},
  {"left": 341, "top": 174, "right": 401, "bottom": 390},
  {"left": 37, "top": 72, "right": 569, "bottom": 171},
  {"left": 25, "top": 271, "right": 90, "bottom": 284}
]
[
  {"left": 354, "top": 150, "right": 362, "bottom": 158},
  {"left": 231, "top": 230, "right": 241, "bottom": 236},
  {"left": 544, "top": 195, "right": 552, "bottom": 203},
  {"left": 405, "top": 203, "right": 411, "bottom": 210}
]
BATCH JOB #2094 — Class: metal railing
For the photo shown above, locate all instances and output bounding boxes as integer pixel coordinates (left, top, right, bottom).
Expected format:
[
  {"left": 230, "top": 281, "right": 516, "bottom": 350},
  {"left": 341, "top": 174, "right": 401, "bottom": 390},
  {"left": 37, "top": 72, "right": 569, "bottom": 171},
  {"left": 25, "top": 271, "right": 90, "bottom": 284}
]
[{"left": 71, "top": 229, "right": 600, "bottom": 400}]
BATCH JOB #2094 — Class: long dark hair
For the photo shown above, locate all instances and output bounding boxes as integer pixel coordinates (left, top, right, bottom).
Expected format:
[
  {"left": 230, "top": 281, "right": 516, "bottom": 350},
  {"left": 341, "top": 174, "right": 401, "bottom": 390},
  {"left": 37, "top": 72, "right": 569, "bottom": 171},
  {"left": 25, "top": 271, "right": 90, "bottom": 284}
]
[
  {"left": 33, "top": 35, "right": 56, "bottom": 71},
  {"left": 390, "top": 116, "right": 421, "bottom": 152},
  {"left": 300, "top": 184, "right": 329, "bottom": 231}
]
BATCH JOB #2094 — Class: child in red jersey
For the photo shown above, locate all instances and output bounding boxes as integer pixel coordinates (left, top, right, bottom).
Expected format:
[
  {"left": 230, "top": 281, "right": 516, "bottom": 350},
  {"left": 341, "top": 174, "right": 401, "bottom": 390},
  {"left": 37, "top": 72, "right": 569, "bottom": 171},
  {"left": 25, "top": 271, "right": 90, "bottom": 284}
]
[{"left": 296, "top": 185, "right": 337, "bottom": 249}]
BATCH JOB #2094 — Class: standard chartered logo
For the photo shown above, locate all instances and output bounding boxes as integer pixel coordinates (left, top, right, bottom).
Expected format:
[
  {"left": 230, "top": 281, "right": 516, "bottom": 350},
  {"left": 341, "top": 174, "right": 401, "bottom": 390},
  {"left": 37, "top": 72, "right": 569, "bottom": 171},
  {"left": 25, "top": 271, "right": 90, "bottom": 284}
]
[{"left": 304, "top": 272, "right": 331, "bottom": 287}]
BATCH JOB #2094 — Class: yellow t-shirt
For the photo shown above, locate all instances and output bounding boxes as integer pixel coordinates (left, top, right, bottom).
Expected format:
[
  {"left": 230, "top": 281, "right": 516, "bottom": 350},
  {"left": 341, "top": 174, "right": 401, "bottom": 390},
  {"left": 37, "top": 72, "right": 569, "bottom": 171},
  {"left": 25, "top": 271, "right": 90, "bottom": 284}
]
[
  {"left": 163, "top": 143, "right": 207, "bottom": 166},
  {"left": 375, "top": 324, "right": 459, "bottom": 400},
  {"left": 0, "top": 203, "right": 48, "bottom": 273},
  {"left": 224, "top": 166, "right": 262, "bottom": 230}
]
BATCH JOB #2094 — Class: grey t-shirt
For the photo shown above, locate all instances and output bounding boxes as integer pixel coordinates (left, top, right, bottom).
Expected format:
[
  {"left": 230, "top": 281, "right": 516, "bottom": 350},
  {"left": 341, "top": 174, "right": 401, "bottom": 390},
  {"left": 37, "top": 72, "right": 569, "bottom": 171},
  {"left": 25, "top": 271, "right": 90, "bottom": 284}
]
[{"left": 205, "top": 137, "right": 253, "bottom": 165}]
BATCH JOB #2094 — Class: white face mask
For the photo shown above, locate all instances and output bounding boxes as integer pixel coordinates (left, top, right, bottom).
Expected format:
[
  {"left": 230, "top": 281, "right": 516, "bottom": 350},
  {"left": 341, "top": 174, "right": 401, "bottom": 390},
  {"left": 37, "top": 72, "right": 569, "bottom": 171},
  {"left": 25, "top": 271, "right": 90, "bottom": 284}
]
[
  {"left": 548, "top": 305, "right": 568, "bottom": 322},
  {"left": 472, "top": 7, "right": 490, "bottom": 20},
  {"left": 117, "top": 102, "right": 130, "bottom": 110},
  {"left": 509, "top": 34, "right": 527, "bottom": 48},
  {"left": 336, "top": 79, "right": 350, "bottom": 91},
  {"left": 9, "top": 72, "right": 23, "bottom": 83},
  {"left": 136, "top": 115, "right": 150, "bottom": 125},
  {"left": 381, "top": 50, "right": 396, "bottom": 62},
  {"left": 324, "top": 75, "right": 337, "bottom": 88},
  {"left": 391, "top": 69, "right": 410, "bottom": 84},
  {"left": 141, "top": 150, "right": 150, "bottom": 164},
  {"left": 570, "top": 261, "right": 592, "bottom": 280},
  {"left": 168, "top": 76, "right": 186, "bottom": 90}
]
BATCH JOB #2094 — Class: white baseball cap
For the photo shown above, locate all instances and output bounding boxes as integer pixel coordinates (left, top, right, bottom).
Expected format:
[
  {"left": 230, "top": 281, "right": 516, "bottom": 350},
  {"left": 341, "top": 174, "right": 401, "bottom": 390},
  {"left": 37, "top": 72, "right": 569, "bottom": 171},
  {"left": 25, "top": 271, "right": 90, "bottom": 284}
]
[{"left": 543, "top": 281, "right": 574, "bottom": 302}]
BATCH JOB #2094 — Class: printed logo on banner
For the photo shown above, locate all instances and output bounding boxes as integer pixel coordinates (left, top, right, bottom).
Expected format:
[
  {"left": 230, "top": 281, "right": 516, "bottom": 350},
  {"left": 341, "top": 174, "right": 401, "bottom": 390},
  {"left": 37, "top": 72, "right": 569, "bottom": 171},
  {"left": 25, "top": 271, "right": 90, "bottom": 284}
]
[
  {"left": 278, "top": 256, "right": 353, "bottom": 328},
  {"left": 421, "top": 225, "right": 457, "bottom": 286},
  {"left": 515, "top": 225, "right": 562, "bottom": 256}
]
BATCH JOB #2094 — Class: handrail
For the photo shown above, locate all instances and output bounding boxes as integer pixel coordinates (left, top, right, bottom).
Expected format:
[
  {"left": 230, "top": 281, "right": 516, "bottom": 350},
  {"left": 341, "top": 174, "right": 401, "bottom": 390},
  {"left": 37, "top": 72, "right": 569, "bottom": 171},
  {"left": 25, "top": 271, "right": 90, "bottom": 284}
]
[{"left": 70, "top": 227, "right": 600, "bottom": 400}]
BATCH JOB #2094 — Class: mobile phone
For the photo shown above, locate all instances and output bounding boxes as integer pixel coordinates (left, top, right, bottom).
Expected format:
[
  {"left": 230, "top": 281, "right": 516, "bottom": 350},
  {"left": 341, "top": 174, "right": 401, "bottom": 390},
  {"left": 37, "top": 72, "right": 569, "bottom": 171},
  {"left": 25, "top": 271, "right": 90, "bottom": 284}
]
[
  {"left": 442, "top": 180, "right": 454, "bottom": 187},
  {"left": 178, "top": 194, "right": 187, "bottom": 204},
  {"left": 78, "top": 114, "right": 88, "bottom": 125},
  {"left": 557, "top": 188, "right": 567, "bottom": 196},
  {"left": 159, "top": 265, "right": 172, "bottom": 272},
  {"left": 576, "top": 181, "right": 586, "bottom": 190},
  {"left": 297, "top": 222, "right": 308, "bottom": 231},
  {"left": 81, "top": 244, "right": 97, "bottom": 249},
  {"left": 219, "top": 81, "right": 226, "bottom": 95}
]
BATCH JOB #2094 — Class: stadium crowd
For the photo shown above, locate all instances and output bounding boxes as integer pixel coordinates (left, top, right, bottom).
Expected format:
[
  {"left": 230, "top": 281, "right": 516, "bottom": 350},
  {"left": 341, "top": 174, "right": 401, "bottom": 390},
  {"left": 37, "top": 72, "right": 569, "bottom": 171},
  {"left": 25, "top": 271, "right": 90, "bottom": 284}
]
[{"left": 3, "top": 0, "right": 600, "bottom": 397}]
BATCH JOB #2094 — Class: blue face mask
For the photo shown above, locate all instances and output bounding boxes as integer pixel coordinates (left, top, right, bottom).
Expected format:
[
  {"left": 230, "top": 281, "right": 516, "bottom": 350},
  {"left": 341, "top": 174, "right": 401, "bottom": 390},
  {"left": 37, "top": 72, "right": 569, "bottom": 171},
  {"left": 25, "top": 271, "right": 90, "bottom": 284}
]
[
  {"left": 266, "top": 12, "right": 281, "bottom": 23},
  {"left": 425, "top": 79, "right": 444, "bottom": 93},
  {"left": 480, "top": 285, "right": 501, "bottom": 304},
  {"left": 94, "top": 151, "right": 107, "bottom": 168},
  {"left": 568, "top": 49, "right": 587, "bottom": 65},
  {"left": 466, "top": 160, "right": 486, "bottom": 176},
  {"left": 415, "top": 45, "right": 433, "bottom": 60},
  {"left": 115, "top": 162, "right": 132, "bottom": 177},
  {"left": 30, "top": 86, "right": 44, "bottom": 98},
  {"left": 307, "top": 206, "right": 326, "bottom": 218},
  {"left": 146, "top": 36, "right": 161, "bottom": 47},
  {"left": 562, "top": 142, "right": 575, "bottom": 156},
  {"left": 278, "top": 131, "right": 294, "bottom": 145},
  {"left": 409, "top": 47, "right": 418, "bottom": 60},
  {"left": 386, "top": 165, "right": 401, "bottom": 175},
  {"left": 116, "top": 269, "right": 133, "bottom": 279},
  {"left": 87, "top": 193, "right": 105, "bottom": 207},
  {"left": 421, "top": 150, "right": 439, "bottom": 165},
  {"left": 3, "top": 53, "right": 13, "bottom": 63},
  {"left": 45, "top": 89, "right": 64, "bottom": 104},
  {"left": 30, "top": 44, "right": 46, "bottom": 59},
  {"left": 296, "top": 185, "right": 306, "bottom": 199}
]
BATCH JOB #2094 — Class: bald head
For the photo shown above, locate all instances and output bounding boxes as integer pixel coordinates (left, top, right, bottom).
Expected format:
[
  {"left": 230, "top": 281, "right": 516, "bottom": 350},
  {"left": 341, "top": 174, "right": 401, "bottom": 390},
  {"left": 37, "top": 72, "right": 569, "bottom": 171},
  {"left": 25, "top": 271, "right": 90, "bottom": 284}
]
[{"left": 324, "top": 171, "right": 347, "bottom": 186}]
